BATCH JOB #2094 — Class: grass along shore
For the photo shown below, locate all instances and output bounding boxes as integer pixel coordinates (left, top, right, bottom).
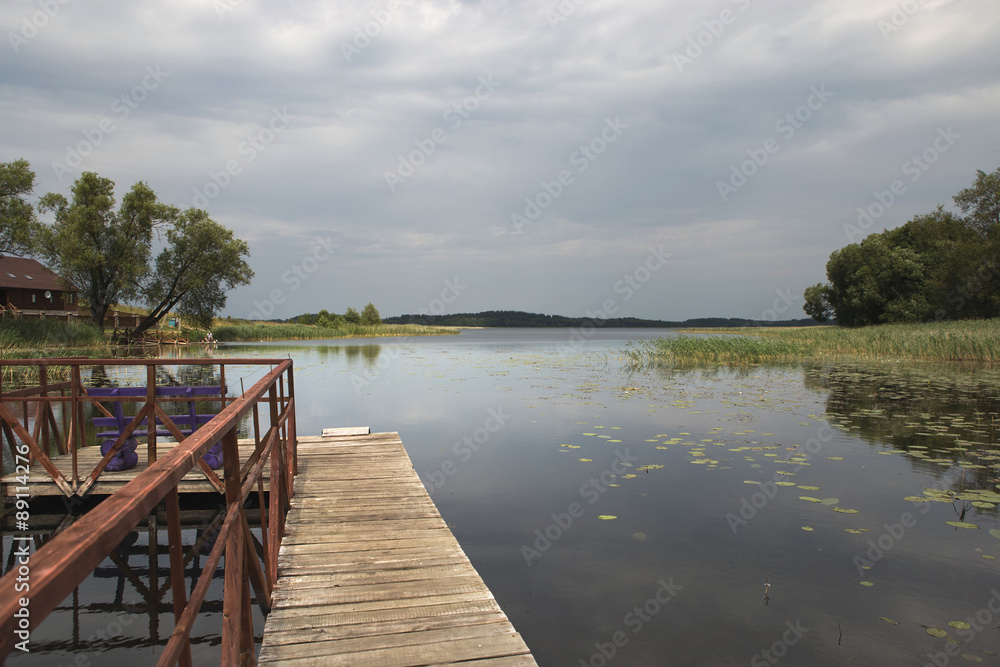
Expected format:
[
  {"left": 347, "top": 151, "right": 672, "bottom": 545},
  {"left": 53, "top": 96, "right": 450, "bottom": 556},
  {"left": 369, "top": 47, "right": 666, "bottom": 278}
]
[
  {"left": 627, "top": 318, "right": 1000, "bottom": 366},
  {"left": 209, "top": 320, "right": 459, "bottom": 341}
]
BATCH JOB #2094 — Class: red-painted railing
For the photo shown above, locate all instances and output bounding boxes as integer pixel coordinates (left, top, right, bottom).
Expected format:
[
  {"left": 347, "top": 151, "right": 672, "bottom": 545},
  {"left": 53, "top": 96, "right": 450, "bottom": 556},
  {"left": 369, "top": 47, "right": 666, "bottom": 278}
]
[{"left": 0, "top": 358, "right": 297, "bottom": 666}]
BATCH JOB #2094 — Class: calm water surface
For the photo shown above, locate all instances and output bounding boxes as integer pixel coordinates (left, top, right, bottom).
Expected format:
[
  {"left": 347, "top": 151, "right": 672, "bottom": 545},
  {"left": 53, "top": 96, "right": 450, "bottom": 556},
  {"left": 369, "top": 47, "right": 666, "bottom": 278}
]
[{"left": 5, "top": 328, "right": 1000, "bottom": 666}]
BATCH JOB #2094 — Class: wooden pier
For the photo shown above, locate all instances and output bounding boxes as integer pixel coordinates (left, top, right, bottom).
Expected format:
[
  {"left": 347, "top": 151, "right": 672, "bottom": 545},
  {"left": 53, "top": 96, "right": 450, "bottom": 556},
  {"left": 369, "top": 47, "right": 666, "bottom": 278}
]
[{"left": 258, "top": 429, "right": 537, "bottom": 666}]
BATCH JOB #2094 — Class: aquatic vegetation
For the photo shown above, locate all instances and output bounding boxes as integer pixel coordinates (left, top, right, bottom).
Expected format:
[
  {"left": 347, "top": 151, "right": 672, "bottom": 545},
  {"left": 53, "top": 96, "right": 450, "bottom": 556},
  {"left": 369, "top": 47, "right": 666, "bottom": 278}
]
[{"left": 626, "top": 318, "right": 1000, "bottom": 366}]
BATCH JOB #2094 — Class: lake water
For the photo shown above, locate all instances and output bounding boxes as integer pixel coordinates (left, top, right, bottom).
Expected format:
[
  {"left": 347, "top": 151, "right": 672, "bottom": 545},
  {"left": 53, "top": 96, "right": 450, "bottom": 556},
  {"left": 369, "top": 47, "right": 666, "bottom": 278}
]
[{"left": 4, "top": 328, "right": 1000, "bottom": 665}]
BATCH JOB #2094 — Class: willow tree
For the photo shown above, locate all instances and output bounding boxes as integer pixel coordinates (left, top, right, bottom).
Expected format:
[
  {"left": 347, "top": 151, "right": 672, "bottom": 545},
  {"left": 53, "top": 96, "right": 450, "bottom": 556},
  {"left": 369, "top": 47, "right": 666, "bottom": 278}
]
[
  {"left": 133, "top": 208, "right": 253, "bottom": 336},
  {"left": 0, "top": 159, "right": 38, "bottom": 256},
  {"left": 37, "top": 172, "right": 172, "bottom": 329}
]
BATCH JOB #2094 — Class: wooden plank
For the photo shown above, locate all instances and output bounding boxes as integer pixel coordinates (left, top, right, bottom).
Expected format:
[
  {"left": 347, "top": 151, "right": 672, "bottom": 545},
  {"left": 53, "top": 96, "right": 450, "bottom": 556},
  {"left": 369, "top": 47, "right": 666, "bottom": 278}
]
[
  {"left": 261, "top": 431, "right": 536, "bottom": 666},
  {"left": 321, "top": 427, "right": 370, "bottom": 436}
]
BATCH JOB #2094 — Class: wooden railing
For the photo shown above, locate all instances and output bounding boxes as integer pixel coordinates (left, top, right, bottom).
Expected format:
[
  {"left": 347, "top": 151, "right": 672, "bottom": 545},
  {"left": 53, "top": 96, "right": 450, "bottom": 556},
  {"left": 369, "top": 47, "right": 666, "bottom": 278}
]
[{"left": 0, "top": 358, "right": 297, "bottom": 665}]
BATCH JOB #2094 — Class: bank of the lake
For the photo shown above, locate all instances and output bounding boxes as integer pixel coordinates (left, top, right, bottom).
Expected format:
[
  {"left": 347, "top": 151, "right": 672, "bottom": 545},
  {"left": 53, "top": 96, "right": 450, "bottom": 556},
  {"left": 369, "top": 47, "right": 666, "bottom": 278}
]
[
  {"left": 210, "top": 320, "right": 459, "bottom": 341},
  {"left": 629, "top": 318, "right": 1000, "bottom": 365}
]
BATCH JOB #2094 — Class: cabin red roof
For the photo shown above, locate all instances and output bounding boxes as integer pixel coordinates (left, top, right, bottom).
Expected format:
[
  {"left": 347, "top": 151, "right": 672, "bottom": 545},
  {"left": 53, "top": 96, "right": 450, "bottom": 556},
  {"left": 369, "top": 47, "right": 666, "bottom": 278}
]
[{"left": 0, "top": 256, "right": 77, "bottom": 292}]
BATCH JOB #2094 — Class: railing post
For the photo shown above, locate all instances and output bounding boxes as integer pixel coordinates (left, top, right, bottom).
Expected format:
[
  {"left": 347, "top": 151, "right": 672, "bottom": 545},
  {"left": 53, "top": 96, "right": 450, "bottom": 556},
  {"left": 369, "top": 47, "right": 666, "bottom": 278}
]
[
  {"left": 147, "top": 364, "right": 157, "bottom": 464},
  {"left": 221, "top": 424, "right": 247, "bottom": 666},
  {"left": 165, "top": 487, "right": 192, "bottom": 667}
]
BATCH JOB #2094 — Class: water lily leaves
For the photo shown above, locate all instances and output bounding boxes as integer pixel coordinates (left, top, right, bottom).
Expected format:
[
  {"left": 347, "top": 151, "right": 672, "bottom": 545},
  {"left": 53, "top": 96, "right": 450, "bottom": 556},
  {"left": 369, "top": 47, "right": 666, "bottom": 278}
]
[
  {"left": 633, "top": 532, "right": 646, "bottom": 540},
  {"left": 833, "top": 508, "right": 859, "bottom": 514},
  {"left": 829, "top": 456, "right": 845, "bottom": 461},
  {"left": 801, "top": 526, "right": 814, "bottom": 532},
  {"left": 962, "top": 655, "right": 983, "bottom": 663},
  {"left": 598, "top": 515, "right": 617, "bottom": 520},
  {"left": 798, "top": 485, "right": 820, "bottom": 491},
  {"left": 879, "top": 617, "right": 900, "bottom": 625},
  {"left": 904, "top": 496, "right": 932, "bottom": 502},
  {"left": 744, "top": 480, "right": 762, "bottom": 485},
  {"left": 983, "top": 554, "right": 996, "bottom": 561},
  {"left": 972, "top": 501, "right": 996, "bottom": 509},
  {"left": 799, "top": 496, "right": 822, "bottom": 503},
  {"left": 990, "top": 529, "right": 1000, "bottom": 540},
  {"left": 949, "top": 621, "right": 972, "bottom": 630},
  {"left": 638, "top": 464, "right": 664, "bottom": 471},
  {"left": 578, "top": 458, "right": 593, "bottom": 462},
  {"left": 945, "top": 521, "right": 979, "bottom": 529},
  {"left": 859, "top": 581, "right": 874, "bottom": 587},
  {"left": 775, "top": 481, "right": 796, "bottom": 487},
  {"left": 926, "top": 628, "right": 948, "bottom": 638},
  {"left": 583, "top": 433, "right": 597, "bottom": 436},
  {"left": 820, "top": 498, "right": 840, "bottom": 505}
]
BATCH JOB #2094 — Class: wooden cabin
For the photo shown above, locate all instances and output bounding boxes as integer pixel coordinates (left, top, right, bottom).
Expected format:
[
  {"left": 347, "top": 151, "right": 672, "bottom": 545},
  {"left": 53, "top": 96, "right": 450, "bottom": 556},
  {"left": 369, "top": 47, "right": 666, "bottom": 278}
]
[{"left": 0, "top": 255, "right": 80, "bottom": 318}]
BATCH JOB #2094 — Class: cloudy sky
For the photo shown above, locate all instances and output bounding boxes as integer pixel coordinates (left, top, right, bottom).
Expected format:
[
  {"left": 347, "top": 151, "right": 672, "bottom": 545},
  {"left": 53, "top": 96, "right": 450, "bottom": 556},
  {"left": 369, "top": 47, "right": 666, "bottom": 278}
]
[{"left": 3, "top": 0, "right": 999, "bottom": 321}]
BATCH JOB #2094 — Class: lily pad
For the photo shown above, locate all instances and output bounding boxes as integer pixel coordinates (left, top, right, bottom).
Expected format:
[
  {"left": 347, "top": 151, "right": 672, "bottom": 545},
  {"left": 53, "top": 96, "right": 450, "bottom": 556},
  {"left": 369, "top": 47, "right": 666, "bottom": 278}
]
[
  {"left": 879, "top": 616, "right": 900, "bottom": 625},
  {"left": 990, "top": 529, "right": 1000, "bottom": 540},
  {"left": 829, "top": 456, "right": 844, "bottom": 461},
  {"left": 833, "top": 508, "right": 859, "bottom": 514},
  {"left": 799, "top": 496, "right": 822, "bottom": 503},
  {"left": 801, "top": 526, "right": 814, "bottom": 531},
  {"left": 945, "top": 521, "right": 979, "bottom": 529},
  {"left": 597, "top": 515, "right": 617, "bottom": 520},
  {"left": 820, "top": 498, "right": 840, "bottom": 505},
  {"left": 632, "top": 532, "right": 646, "bottom": 540},
  {"left": 982, "top": 554, "right": 996, "bottom": 561},
  {"left": 949, "top": 621, "right": 972, "bottom": 630},
  {"left": 972, "top": 501, "right": 996, "bottom": 509},
  {"left": 859, "top": 581, "right": 874, "bottom": 587},
  {"left": 775, "top": 481, "right": 796, "bottom": 487},
  {"left": 798, "top": 485, "right": 820, "bottom": 491},
  {"left": 578, "top": 458, "right": 593, "bottom": 462},
  {"left": 926, "top": 628, "right": 948, "bottom": 638}
]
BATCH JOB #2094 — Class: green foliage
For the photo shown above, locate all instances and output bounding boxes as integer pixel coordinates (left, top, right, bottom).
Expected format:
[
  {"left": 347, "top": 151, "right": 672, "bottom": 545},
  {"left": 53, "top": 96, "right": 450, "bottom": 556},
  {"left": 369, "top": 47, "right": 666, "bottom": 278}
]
[
  {"left": 137, "top": 208, "right": 253, "bottom": 332},
  {"left": 953, "top": 167, "right": 1000, "bottom": 238},
  {"left": 361, "top": 302, "right": 381, "bottom": 325},
  {"left": 803, "top": 284, "right": 833, "bottom": 322},
  {"left": 0, "top": 159, "right": 36, "bottom": 256},
  {"left": 812, "top": 169, "right": 1000, "bottom": 326},
  {"left": 343, "top": 306, "right": 361, "bottom": 324},
  {"left": 36, "top": 173, "right": 174, "bottom": 328},
  {"left": 0, "top": 316, "right": 105, "bottom": 350}
]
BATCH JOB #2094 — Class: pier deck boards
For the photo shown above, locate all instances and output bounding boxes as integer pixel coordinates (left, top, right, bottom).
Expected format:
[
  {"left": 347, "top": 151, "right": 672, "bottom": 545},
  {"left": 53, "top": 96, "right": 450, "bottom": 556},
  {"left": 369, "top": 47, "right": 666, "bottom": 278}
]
[{"left": 258, "top": 431, "right": 536, "bottom": 667}]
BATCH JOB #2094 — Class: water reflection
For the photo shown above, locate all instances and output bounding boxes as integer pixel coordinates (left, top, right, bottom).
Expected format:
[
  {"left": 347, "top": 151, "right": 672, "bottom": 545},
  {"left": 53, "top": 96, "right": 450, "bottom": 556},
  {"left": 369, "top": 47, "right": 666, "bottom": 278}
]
[{"left": 3, "top": 501, "right": 264, "bottom": 665}]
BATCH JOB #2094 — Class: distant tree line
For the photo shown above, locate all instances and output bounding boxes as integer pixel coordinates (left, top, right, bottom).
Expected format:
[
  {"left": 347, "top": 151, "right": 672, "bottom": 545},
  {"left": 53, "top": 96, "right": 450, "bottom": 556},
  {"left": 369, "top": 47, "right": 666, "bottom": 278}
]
[
  {"left": 294, "top": 303, "right": 381, "bottom": 327},
  {"left": 382, "top": 310, "right": 822, "bottom": 328},
  {"left": 804, "top": 168, "right": 1000, "bottom": 327}
]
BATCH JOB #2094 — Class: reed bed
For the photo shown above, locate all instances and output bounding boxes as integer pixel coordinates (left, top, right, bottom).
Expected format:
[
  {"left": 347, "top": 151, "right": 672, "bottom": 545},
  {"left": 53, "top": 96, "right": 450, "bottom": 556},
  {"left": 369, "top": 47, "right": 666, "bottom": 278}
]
[
  {"left": 629, "top": 319, "right": 1000, "bottom": 367},
  {"left": 211, "top": 321, "right": 459, "bottom": 342},
  {"left": 0, "top": 317, "right": 106, "bottom": 349}
]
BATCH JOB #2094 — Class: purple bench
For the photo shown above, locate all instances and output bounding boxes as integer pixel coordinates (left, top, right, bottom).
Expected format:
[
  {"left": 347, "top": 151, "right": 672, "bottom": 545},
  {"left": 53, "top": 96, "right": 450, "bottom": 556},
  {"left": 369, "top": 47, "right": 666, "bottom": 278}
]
[{"left": 88, "top": 386, "right": 226, "bottom": 471}]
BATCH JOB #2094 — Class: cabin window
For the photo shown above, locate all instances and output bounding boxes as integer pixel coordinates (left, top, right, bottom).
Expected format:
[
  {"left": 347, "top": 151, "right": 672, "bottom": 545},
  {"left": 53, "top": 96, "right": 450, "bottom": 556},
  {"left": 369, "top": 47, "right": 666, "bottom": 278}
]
[{"left": 31, "top": 294, "right": 36, "bottom": 303}]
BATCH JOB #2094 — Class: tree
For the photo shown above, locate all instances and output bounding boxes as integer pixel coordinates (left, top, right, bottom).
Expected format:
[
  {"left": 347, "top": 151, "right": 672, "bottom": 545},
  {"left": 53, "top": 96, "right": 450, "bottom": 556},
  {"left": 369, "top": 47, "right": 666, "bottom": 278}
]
[
  {"left": 36, "top": 172, "right": 174, "bottom": 329},
  {"left": 132, "top": 208, "right": 253, "bottom": 336},
  {"left": 802, "top": 284, "right": 833, "bottom": 322},
  {"left": 343, "top": 306, "right": 361, "bottom": 324},
  {"left": 953, "top": 167, "right": 1000, "bottom": 238},
  {"left": 0, "top": 159, "right": 37, "bottom": 256},
  {"left": 361, "top": 302, "right": 381, "bottom": 325}
]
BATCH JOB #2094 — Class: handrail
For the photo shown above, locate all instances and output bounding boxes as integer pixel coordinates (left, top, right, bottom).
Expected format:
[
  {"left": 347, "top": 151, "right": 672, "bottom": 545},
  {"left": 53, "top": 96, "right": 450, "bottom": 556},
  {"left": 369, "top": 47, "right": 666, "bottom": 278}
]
[{"left": 0, "top": 358, "right": 296, "bottom": 665}]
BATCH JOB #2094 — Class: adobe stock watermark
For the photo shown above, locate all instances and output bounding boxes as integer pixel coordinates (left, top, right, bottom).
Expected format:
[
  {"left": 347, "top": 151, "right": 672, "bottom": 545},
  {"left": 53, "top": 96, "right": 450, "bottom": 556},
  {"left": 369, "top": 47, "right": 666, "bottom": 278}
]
[
  {"left": 340, "top": 1, "right": 405, "bottom": 63},
  {"left": 750, "top": 620, "right": 810, "bottom": 666},
  {"left": 421, "top": 407, "right": 510, "bottom": 497},
  {"left": 852, "top": 466, "right": 964, "bottom": 577},
  {"left": 510, "top": 116, "right": 628, "bottom": 233},
  {"left": 843, "top": 126, "right": 960, "bottom": 243},
  {"left": 557, "top": 245, "right": 672, "bottom": 357},
  {"left": 923, "top": 589, "right": 1000, "bottom": 667},
  {"left": 578, "top": 578, "right": 683, "bottom": 667},
  {"left": 192, "top": 107, "right": 294, "bottom": 208},
  {"left": 716, "top": 85, "right": 833, "bottom": 202},
  {"left": 51, "top": 65, "right": 169, "bottom": 182},
  {"left": 350, "top": 277, "right": 468, "bottom": 393},
  {"left": 878, "top": 0, "right": 932, "bottom": 41},
  {"left": 522, "top": 449, "right": 639, "bottom": 566},
  {"left": 8, "top": 0, "right": 72, "bottom": 54},
  {"left": 384, "top": 75, "right": 501, "bottom": 192},
  {"left": 247, "top": 235, "right": 338, "bottom": 320},
  {"left": 673, "top": 0, "right": 752, "bottom": 72},
  {"left": 726, "top": 422, "right": 835, "bottom": 534},
  {"left": 544, "top": 0, "right": 587, "bottom": 30}
]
